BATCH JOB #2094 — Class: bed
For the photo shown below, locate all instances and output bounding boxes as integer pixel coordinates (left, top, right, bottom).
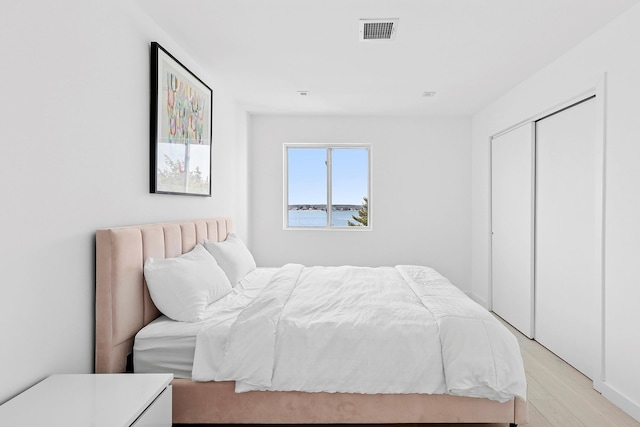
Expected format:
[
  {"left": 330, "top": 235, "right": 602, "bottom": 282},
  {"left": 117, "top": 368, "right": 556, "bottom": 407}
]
[{"left": 95, "top": 217, "right": 528, "bottom": 425}]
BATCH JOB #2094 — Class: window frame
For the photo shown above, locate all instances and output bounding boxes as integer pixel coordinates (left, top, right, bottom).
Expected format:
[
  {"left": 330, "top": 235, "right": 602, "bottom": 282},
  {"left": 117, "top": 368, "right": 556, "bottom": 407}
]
[{"left": 283, "top": 143, "right": 372, "bottom": 231}]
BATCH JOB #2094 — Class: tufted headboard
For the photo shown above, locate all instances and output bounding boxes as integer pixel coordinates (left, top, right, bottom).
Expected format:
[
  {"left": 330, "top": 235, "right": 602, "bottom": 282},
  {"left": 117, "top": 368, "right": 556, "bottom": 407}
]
[{"left": 95, "top": 218, "right": 232, "bottom": 374}]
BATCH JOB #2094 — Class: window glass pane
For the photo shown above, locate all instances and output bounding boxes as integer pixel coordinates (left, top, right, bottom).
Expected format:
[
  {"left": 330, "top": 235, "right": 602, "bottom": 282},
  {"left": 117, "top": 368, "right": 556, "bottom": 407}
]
[
  {"left": 287, "top": 147, "right": 327, "bottom": 227},
  {"left": 331, "top": 148, "right": 369, "bottom": 227}
]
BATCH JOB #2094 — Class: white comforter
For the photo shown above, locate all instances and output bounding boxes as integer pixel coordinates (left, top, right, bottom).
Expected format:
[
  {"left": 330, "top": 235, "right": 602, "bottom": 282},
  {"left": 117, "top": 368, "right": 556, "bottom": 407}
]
[{"left": 191, "top": 264, "right": 526, "bottom": 402}]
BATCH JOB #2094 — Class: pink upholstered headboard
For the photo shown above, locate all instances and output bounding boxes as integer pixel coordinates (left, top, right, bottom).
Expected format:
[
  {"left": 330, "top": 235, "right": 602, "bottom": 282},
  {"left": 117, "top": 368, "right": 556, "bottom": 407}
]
[{"left": 95, "top": 217, "right": 232, "bottom": 374}]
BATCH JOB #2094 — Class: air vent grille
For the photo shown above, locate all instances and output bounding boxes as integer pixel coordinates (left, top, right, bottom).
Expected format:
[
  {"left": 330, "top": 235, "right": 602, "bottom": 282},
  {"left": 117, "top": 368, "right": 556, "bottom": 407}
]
[
  {"left": 364, "top": 22, "right": 393, "bottom": 39},
  {"left": 359, "top": 19, "right": 398, "bottom": 41}
]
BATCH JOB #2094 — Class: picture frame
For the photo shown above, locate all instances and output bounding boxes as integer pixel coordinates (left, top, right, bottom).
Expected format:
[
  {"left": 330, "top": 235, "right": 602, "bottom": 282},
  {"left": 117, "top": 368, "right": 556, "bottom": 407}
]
[{"left": 150, "top": 42, "right": 213, "bottom": 196}]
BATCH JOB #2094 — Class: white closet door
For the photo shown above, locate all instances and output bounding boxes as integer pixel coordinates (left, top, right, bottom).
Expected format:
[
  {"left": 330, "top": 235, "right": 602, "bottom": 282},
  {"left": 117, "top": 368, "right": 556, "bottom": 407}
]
[
  {"left": 535, "top": 97, "right": 597, "bottom": 379},
  {"left": 491, "top": 123, "right": 535, "bottom": 338}
]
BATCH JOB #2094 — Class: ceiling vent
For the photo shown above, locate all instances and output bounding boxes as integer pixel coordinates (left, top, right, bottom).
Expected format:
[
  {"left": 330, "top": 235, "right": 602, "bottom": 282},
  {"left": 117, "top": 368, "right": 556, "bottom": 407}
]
[{"left": 359, "top": 19, "right": 399, "bottom": 41}]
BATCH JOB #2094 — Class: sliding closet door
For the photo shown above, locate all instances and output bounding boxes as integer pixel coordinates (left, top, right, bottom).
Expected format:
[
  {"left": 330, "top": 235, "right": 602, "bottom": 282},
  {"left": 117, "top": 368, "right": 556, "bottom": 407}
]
[
  {"left": 491, "top": 123, "right": 534, "bottom": 338},
  {"left": 535, "top": 97, "right": 597, "bottom": 379}
]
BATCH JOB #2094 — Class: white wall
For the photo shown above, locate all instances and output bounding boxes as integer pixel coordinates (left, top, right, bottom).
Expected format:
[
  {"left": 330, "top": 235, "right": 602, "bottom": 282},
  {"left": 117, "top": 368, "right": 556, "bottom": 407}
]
[
  {"left": 0, "top": 0, "right": 248, "bottom": 404},
  {"left": 471, "top": 3, "right": 640, "bottom": 419},
  {"left": 249, "top": 116, "right": 471, "bottom": 291}
]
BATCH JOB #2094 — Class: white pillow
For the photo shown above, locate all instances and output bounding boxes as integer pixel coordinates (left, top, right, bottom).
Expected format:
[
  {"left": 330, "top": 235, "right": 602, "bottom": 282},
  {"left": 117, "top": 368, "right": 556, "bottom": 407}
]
[
  {"left": 204, "top": 233, "right": 256, "bottom": 286},
  {"left": 143, "top": 244, "right": 232, "bottom": 322}
]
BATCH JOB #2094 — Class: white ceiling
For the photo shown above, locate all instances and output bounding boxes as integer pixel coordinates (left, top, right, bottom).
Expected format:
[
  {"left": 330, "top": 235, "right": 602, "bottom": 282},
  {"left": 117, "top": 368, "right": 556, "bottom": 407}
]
[{"left": 136, "top": 0, "right": 639, "bottom": 116}]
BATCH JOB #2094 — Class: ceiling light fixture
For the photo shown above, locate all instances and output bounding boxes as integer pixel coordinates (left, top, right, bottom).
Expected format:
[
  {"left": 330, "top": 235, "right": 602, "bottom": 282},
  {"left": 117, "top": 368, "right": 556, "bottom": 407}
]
[
  {"left": 297, "top": 91, "right": 310, "bottom": 96},
  {"left": 422, "top": 91, "right": 437, "bottom": 97}
]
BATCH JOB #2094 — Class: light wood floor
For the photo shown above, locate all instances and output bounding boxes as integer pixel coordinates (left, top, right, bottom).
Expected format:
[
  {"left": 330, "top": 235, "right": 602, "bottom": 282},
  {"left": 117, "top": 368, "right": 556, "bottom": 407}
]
[{"left": 176, "top": 316, "right": 639, "bottom": 427}]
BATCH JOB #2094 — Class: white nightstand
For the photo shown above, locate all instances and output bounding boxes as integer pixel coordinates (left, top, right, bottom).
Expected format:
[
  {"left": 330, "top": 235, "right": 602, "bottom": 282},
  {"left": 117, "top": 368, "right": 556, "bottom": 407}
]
[{"left": 0, "top": 373, "right": 173, "bottom": 427}]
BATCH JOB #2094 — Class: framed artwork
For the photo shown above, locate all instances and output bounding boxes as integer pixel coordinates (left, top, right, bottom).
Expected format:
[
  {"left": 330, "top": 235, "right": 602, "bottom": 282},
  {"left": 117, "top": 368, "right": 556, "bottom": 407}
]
[{"left": 150, "top": 42, "right": 212, "bottom": 196}]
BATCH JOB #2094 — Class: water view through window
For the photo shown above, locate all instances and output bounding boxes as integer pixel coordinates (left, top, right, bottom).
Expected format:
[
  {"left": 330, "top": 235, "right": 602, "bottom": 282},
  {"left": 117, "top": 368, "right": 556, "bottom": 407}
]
[{"left": 286, "top": 146, "right": 369, "bottom": 228}]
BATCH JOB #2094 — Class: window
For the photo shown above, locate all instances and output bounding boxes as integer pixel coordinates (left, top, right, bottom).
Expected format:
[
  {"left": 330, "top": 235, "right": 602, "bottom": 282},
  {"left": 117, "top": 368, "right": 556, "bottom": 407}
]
[{"left": 284, "top": 144, "right": 371, "bottom": 229}]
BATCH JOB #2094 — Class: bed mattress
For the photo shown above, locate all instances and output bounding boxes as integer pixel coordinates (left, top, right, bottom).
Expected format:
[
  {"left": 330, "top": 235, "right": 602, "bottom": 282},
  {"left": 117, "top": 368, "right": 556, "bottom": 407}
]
[{"left": 133, "top": 268, "right": 277, "bottom": 377}]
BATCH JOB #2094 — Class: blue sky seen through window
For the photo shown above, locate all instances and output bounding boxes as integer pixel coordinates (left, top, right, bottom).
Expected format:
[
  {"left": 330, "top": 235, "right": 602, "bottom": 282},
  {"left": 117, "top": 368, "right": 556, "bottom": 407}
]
[
  {"left": 287, "top": 147, "right": 368, "bottom": 206},
  {"left": 331, "top": 148, "right": 368, "bottom": 205},
  {"left": 287, "top": 148, "right": 326, "bottom": 205}
]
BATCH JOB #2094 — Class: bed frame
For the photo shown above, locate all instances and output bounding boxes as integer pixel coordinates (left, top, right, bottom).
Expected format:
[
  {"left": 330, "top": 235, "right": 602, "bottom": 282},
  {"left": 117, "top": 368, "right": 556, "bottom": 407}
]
[{"left": 95, "top": 217, "right": 527, "bottom": 425}]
